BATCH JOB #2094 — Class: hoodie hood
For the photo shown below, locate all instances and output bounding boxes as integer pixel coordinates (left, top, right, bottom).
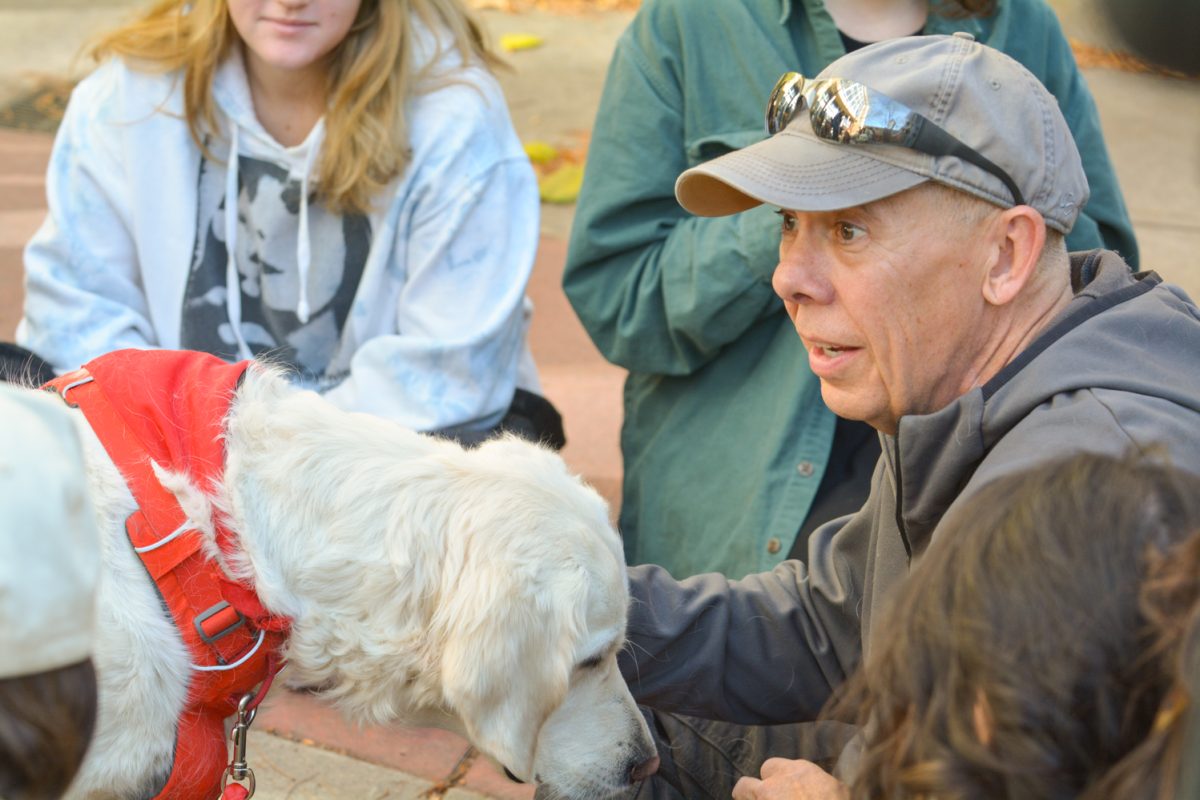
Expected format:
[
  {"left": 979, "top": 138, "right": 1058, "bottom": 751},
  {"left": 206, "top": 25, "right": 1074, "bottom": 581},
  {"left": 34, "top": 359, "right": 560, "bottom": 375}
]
[
  {"left": 981, "top": 251, "right": 1200, "bottom": 437},
  {"left": 211, "top": 47, "right": 325, "bottom": 356},
  {"left": 891, "top": 250, "right": 1200, "bottom": 554}
]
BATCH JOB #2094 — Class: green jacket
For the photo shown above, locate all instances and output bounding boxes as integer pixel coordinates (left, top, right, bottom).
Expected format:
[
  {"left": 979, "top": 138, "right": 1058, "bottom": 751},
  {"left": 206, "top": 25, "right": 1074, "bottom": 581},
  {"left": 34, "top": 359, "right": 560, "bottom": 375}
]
[{"left": 564, "top": 0, "right": 1137, "bottom": 579}]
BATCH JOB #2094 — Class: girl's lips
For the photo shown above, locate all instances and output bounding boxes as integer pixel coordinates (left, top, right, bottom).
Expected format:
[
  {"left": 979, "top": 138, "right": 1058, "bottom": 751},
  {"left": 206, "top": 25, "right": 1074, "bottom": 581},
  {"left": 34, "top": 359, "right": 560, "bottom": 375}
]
[{"left": 263, "top": 18, "right": 316, "bottom": 30}]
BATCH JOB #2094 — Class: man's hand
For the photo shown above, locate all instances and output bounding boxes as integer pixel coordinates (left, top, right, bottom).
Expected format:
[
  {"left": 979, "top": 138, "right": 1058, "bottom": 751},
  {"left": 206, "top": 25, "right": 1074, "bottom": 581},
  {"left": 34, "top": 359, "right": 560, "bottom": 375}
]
[{"left": 731, "top": 758, "right": 850, "bottom": 800}]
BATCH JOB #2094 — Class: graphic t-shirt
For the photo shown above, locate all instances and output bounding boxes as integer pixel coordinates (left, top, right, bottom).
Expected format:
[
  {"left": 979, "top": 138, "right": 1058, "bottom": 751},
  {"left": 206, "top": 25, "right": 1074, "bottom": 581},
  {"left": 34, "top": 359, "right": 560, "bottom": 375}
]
[{"left": 180, "top": 152, "right": 371, "bottom": 389}]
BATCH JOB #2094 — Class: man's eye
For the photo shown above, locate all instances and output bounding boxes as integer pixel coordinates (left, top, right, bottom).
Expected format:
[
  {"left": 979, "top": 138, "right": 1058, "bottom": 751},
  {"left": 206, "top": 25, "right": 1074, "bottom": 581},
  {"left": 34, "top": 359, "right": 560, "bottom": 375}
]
[
  {"left": 835, "top": 222, "right": 865, "bottom": 242},
  {"left": 776, "top": 209, "right": 798, "bottom": 233}
]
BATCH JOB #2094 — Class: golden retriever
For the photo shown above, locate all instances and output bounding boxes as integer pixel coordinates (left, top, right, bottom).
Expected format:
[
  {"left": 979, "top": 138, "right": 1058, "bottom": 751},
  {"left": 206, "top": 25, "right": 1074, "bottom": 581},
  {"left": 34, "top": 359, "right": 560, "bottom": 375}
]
[{"left": 53, "top": 356, "right": 656, "bottom": 799}]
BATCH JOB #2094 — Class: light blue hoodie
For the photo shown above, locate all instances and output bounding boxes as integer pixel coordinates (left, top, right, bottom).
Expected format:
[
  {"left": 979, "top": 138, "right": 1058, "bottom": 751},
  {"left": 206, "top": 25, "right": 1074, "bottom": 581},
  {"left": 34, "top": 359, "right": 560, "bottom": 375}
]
[{"left": 19, "top": 24, "right": 541, "bottom": 433}]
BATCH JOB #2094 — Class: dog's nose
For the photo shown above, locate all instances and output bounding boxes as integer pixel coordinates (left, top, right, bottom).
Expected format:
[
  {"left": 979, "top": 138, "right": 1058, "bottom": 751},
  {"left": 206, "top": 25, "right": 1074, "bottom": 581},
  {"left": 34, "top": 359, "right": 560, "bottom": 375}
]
[{"left": 630, "top": 754, "right": 660, "bottom": 783}]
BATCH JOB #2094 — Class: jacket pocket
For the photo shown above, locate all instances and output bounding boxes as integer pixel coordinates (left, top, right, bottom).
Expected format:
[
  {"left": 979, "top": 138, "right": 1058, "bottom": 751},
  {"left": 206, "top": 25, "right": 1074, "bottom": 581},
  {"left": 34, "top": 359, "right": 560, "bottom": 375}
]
[{"left": 685, "top": 129, "right": 767, "bottom": 168}]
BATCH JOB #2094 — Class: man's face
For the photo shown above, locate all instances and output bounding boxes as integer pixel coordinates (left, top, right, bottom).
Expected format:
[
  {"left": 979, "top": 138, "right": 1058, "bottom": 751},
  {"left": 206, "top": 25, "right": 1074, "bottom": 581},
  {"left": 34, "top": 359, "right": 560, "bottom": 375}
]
[{"left": 772, "top": 185, "right": 994, "bottom": 434}]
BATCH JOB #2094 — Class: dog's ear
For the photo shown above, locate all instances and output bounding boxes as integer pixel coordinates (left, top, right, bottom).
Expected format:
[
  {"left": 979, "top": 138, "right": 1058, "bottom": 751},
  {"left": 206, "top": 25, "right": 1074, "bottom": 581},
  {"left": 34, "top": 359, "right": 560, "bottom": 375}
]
[{"left": 437, "top": 563, "right": 584, "bottom": 779}]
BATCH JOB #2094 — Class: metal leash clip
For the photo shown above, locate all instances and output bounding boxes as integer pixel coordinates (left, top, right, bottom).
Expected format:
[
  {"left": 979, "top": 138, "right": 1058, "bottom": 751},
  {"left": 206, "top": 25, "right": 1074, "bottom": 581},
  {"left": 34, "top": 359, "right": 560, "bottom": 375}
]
[{"left": 221, "top": 692, "right": 258, "bottom": 798}]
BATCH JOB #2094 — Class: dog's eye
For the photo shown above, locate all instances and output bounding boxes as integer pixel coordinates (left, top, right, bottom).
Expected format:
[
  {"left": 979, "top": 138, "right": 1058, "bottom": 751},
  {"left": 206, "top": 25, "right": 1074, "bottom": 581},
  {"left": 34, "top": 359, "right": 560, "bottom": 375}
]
[
  {"left": 575, "top": 636, "right": 620, "bottom": 671},
  {"left": 576, "top": 655, "right": 604, "bottom": 671}
]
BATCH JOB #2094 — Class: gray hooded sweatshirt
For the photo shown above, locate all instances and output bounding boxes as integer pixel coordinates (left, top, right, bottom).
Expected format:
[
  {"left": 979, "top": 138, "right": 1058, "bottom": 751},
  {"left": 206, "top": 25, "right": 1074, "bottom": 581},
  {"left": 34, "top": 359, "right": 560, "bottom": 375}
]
[{"left": 620, "top": 250, "right": 1200, "bottom": 724}]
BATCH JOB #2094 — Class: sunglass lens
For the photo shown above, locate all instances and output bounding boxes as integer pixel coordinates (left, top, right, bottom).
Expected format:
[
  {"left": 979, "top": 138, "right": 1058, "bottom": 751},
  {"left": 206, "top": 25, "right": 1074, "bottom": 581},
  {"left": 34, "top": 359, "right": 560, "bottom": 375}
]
[
  {"left": 766, "top": 72, "right": 806, "bottom": 135},
  {"left": 809, "top": 81, "right": 859, "bottom": 141}
]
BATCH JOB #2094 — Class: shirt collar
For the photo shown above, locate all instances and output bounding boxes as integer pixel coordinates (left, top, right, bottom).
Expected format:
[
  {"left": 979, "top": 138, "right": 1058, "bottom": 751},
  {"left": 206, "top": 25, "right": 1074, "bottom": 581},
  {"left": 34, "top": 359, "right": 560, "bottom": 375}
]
[{"left": 780, "top": 0, "right": 830, "bottom": 25}]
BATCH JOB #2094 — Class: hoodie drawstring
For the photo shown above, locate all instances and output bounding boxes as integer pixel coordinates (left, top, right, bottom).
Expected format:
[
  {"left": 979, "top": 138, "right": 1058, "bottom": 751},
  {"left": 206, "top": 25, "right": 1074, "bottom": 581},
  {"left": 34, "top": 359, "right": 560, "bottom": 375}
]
[
  {"left": 222, "top": 122, "right": 321, "bottom": 347},
  {"left": 223, "top": 125, "right": 253, "bottom": 361},
  {"left": 295, "top": 136, "right": 319, "bottom": 325}
]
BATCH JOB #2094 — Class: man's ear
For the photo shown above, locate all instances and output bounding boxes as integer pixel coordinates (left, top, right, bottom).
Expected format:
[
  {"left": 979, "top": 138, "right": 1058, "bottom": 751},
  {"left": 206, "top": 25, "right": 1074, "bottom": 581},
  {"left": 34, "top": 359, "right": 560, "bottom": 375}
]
[{"left": 981, "top": 205, "right": 1046, "bottom": 307}]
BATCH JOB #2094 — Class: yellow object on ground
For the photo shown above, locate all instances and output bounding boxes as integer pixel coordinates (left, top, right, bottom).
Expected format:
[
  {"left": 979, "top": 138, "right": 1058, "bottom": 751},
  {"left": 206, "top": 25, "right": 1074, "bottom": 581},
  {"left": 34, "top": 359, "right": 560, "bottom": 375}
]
[
  {"left": 500, "top": 33, "right": 545, "bottom": 52},
  {"left": 538, "top": 163, "right": 585, "bottom": 204},
  {"left": 524, "top": 141, "right": 560, "bottom": 164}
]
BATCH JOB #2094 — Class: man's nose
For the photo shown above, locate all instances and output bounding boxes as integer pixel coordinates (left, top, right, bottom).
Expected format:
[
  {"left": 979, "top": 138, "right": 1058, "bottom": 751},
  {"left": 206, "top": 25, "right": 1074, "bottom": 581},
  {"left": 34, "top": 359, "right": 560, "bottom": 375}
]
[{"left": 772, "top": 235, "right": 832, "bottom": 306}]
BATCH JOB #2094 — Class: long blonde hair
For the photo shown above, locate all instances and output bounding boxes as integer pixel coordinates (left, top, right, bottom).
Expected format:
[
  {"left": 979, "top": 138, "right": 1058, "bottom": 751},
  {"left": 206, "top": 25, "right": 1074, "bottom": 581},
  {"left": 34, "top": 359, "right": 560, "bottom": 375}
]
[{"left": 89, "top": 0, "right": 500, "bottom": 214}]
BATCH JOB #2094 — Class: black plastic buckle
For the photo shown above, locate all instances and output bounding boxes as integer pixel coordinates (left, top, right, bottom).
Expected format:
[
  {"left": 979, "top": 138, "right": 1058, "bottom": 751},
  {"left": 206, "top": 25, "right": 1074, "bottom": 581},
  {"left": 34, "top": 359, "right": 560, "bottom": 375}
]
[{"left": 195, "top": 601, "right": 246, "bottom": 646}]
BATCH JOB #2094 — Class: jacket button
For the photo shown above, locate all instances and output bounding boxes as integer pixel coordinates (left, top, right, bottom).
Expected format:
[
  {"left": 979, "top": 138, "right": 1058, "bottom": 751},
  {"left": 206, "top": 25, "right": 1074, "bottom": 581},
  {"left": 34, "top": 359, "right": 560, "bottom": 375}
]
[
  {"left": 797, "top": 461, "right": 815, "bottom": 477},
  {"left": 767, "top": 538, "right": 782, "bottom": 554}
]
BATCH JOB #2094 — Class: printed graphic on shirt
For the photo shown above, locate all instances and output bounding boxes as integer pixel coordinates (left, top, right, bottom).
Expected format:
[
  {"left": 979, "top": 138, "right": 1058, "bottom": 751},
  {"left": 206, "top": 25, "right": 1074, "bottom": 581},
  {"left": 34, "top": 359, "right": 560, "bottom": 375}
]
[{"left": 181, "top": 153, "right": 370, "bottom": 387}]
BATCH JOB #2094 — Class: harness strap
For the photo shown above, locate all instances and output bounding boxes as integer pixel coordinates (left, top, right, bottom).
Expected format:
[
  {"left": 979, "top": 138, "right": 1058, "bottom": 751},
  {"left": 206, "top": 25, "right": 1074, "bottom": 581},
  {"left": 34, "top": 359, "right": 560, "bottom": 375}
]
[{"left": 44, "top": 351, "right": 291, "bottom": 799}]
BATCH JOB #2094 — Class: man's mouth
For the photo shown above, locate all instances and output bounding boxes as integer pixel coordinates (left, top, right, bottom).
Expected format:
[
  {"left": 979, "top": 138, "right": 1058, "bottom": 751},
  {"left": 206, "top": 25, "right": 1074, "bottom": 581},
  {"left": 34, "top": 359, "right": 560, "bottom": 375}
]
[{"left": 805, "top": 339, "right": 860, "bottom": 377}]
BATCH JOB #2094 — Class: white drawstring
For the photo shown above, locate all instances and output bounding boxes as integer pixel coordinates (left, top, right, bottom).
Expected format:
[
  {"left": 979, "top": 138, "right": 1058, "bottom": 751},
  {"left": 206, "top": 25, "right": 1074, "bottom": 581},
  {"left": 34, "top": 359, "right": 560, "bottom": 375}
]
[
  {"left": 224, "top": 124, "right": 253, "bottom": 360},
  {"left": 295, "top": 129, "right": 320, "bottom": 325}
]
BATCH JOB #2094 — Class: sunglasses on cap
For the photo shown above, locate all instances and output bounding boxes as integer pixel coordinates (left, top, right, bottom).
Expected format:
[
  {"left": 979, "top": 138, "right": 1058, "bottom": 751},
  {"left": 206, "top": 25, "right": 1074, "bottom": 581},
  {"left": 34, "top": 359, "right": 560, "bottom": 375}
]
[{"left": 765, "top": 71, "right": 1026, "bottom": 207}]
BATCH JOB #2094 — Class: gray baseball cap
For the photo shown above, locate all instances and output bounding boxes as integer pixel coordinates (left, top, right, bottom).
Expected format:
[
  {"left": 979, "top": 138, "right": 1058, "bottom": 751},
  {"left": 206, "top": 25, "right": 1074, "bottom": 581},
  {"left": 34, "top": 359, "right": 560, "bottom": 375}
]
[{"left": 675, "top": 33, "right": 1089, "bottom": 235}]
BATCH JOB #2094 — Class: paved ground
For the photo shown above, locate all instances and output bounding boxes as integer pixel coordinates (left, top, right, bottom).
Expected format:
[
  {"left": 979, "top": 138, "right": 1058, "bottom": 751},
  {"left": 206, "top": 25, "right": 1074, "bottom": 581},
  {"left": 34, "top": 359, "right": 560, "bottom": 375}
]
[{"left": 0, "top": 0, "right": 1197, "bottom": 796}]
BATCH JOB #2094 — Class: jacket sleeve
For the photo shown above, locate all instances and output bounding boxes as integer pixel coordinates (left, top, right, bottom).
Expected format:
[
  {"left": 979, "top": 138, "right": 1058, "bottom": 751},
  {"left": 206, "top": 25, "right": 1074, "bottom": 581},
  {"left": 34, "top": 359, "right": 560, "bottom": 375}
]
[
  {"left": 619, "top": 505, "right": 872, "bottom": 725},
  {"left": 1033, "top": 6, "right": 1139, "bottom": 266},
  {"left": 321, "top": 76, "right": 540, "bottom": 432},
  {"left": 562, "top": 25, "right": 784, "bottom": 377},
  {"left": 18, "top": 67, "right": 157, "bottom": 371}
]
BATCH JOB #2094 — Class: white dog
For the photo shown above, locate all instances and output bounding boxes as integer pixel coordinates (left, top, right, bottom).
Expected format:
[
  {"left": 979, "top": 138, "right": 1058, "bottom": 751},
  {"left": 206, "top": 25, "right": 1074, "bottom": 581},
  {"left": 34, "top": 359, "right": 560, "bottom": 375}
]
[{"left": 52, "top": 356, "right": 657, "bottom": 799}]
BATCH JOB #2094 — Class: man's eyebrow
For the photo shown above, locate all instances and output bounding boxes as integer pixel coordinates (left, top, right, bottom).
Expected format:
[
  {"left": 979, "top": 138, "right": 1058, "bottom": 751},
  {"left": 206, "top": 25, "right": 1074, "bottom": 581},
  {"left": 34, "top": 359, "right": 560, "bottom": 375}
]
[
  {"left": 842, "top": 200, "right": 884, "bottom": 219},
  {"left": 783, "top": 202, "right": 880, "bottom": 220}
]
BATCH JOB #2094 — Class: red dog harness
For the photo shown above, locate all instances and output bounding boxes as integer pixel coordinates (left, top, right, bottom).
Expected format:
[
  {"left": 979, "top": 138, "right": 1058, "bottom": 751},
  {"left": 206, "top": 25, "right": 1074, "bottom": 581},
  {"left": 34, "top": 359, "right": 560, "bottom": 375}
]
[{"left": 45, "top": 350, "right": 291, "bottom": 800}]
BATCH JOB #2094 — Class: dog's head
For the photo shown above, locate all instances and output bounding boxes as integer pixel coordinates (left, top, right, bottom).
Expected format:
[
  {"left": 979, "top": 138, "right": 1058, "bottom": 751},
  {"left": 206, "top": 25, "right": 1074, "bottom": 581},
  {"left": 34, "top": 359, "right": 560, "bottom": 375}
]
[
  {"left": 431, "top": 436, "right": 657, "bottom": 798},
  {"left": 260, "top": 413, "right": 659, "bottom": 799}
]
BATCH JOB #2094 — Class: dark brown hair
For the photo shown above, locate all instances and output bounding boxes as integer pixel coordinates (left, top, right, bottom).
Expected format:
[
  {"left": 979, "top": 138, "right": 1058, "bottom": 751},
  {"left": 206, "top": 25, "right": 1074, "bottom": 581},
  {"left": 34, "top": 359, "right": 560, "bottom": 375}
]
[
  {"left": 1082, "top": 525, "right": 1200, "bottom": 800},
  {"left": 0, "top": 659, "right": 98, "bottom": 800},
  {"left": 833, "top": 451, "right": 1200, "bottom": 800}
]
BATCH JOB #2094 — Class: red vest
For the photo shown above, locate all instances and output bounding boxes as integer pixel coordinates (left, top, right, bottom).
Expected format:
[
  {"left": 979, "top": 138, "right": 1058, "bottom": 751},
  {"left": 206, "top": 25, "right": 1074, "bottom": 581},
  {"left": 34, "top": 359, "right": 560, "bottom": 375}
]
[{"left": 45, "top": 350, "right": 291, "bottom": 799}]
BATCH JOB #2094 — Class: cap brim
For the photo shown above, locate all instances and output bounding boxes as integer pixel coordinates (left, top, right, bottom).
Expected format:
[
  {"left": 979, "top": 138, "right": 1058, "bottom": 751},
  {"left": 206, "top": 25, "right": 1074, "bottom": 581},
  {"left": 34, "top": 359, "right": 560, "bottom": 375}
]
[{"left": 675, "top": 122, "right": 929, "bottom": 217}]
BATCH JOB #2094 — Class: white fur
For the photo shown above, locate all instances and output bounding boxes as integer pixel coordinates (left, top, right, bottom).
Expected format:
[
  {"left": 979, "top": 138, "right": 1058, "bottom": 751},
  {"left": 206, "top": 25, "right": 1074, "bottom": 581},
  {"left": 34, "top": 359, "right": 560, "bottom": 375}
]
[{"left": 58, "top": 365, "right": 655, "bottom": 799}]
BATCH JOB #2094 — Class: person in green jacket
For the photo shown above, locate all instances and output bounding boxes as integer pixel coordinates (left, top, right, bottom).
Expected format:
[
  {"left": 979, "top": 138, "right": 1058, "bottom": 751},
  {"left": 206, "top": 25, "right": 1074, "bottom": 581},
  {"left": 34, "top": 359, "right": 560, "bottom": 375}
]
[{"left": 563, "top": 0, "right": 1137, "bottom": 580}]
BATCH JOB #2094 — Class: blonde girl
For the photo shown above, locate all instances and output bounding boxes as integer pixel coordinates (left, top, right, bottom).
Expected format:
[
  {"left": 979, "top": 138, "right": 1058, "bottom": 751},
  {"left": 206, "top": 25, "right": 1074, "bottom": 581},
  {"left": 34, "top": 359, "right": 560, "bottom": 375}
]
[{"left": 17, "top": 0, "right": 557, "bottom": 443}]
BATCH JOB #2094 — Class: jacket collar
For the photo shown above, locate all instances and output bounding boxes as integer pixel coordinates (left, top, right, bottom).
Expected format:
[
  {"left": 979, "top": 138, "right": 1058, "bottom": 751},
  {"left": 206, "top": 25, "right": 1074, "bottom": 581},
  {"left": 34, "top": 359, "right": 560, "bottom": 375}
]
[
  {"left": 780, "top": 0, "right": 829, "bottom": 25},
  {"left": 780, "top": 0, "right": 826, "bottom": 24},
  {"left": 890, "top": 251, "right": 1153, "bottom": 555}
]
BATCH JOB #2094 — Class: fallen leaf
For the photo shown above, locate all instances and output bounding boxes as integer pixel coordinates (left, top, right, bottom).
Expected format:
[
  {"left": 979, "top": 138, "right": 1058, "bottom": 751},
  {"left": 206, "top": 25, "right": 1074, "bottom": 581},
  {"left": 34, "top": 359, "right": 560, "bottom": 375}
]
[
  {"left": 538, "top": 162, "right": 585, "bottom": 204},
  {"left": 524, "top": 140, "right": 560, "bottom": 164},
  {"left": 499, "top": 33, "right": 545, "bottom": 52}
]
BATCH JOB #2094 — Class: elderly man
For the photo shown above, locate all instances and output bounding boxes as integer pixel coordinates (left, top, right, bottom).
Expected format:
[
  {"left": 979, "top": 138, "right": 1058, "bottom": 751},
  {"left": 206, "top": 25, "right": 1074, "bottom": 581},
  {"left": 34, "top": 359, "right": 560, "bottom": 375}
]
[{"left": 610, "top": 32, "right": 1200, "bottom": 798}]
